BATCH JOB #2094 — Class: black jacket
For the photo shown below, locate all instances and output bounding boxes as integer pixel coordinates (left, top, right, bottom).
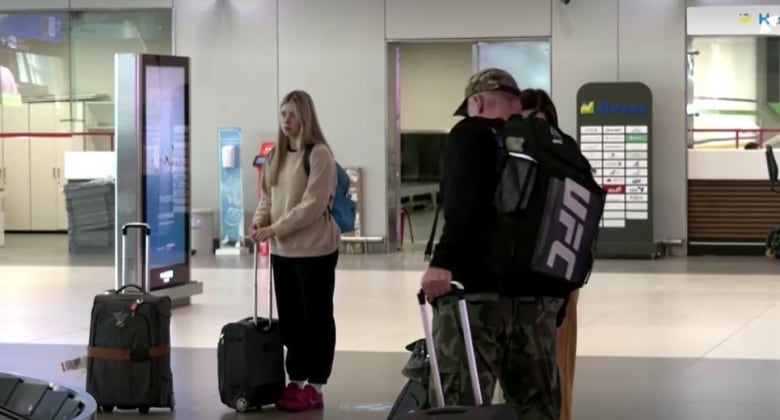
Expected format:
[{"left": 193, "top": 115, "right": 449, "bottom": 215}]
[
  {"left": 429, "top": 117, "right": 503, "bottom": 294},
  {"left": 429, "top": 116, "right": 577, "bottom": 301}
]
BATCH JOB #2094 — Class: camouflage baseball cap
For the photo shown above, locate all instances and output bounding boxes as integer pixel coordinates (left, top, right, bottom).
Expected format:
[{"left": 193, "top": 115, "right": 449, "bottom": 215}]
[{"left": 453, "top": 68, "right": 521, "bottom": 117}]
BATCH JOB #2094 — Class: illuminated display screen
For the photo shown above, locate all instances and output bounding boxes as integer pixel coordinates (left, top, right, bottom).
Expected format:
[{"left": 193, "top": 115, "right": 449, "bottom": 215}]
[{"left": 141, "top": 57, "right": 190, "bottom": 289}]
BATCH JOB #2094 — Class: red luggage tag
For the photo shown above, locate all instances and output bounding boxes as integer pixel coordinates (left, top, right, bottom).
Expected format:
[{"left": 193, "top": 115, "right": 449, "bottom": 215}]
[{"left": 129, "top": 298, "right": 143, "bottom": 314}]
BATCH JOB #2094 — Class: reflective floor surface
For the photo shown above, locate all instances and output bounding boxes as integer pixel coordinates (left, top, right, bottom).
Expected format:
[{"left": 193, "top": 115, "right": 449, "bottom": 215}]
[{"left": 3, "top": 233, "right": 780, "bottom": 419}]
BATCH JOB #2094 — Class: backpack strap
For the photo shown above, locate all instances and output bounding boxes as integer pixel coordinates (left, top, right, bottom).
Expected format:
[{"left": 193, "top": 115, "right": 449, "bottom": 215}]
[
  {"left": 423, "top": 203, "right": 441, "bottom": 262},
  {"left": 301, "top": 144, "right": 335, "bottom": 216},
  {"left": 303, "top": 144, "right": 313, "bottom": 177}
]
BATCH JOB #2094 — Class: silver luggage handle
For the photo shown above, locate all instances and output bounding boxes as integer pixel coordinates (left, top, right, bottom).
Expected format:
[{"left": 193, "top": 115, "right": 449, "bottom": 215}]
[
  {"left": 252, "top": 241, "right": 274, "bottom": 330},
  {"left": 417, "top": 281, "right": 483, "bottom": 408},
  {"left": 119, "top": 222, "right": 151, "bottom": 293}
]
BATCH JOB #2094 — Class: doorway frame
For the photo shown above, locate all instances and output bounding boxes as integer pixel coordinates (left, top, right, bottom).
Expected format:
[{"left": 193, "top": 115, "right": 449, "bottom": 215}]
[{"left": 385, "top": 37, "right": 553, "bottom": 252}]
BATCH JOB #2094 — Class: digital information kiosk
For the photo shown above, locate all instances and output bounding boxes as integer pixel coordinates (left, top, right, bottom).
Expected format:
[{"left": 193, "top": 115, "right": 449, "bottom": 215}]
[
  {"left": 114, "top": 53, "right": 203, "bottom": 306},
  {"left": 576, "top": 81, "right": 659, "bottom": 258}
]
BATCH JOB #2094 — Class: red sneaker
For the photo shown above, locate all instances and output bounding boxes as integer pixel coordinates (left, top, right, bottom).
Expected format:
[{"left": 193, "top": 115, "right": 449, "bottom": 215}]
[
  {"left": 304, "top": 385, "right": 324, "bottom": 410},
  {"left": 275, "top": 383, "right": 303, "bottom": 411},
  {"left": 276, "top": 384, "right": 323, "bottom": 412}
]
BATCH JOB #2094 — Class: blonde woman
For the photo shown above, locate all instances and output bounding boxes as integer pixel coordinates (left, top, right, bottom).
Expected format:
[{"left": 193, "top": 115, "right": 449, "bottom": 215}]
[{"left": 250, "top": 90, "right": 340, "bottom": 412}]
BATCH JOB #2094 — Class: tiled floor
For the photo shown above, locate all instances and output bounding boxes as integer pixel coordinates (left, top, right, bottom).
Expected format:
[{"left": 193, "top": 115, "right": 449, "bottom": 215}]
[{"left": 4, "top": 233, "right": 780, "bottom": 419}]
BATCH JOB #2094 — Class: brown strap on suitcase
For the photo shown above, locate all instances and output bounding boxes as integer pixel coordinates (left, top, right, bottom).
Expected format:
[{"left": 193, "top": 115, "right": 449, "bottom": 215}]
[{"left": 87, "top": 345, "right": 170, "bottom": 361}]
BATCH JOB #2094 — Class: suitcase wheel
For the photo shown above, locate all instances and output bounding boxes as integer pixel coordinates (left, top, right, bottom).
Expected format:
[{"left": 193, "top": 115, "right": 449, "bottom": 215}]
[
  {"left": 169, "top": 393, "right": 176, "bottom": 411},
  {"left": 139, "top": 406, "right": 150, "bottom": 414},
  {"left": 235, "top": 397, "right": 249, "bottom": 413},
  {"left": 100, "top": 405, "right": 114, "bottom": 413}
]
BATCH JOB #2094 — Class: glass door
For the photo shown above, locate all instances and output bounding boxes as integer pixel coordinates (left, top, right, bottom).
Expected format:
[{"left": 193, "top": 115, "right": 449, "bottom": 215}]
[{"left": 473, "top": 40, "right": 551, "bottom": 93}]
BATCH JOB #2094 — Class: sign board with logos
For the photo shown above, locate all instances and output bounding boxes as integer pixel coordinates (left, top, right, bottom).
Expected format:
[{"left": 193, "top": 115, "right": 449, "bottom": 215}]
[
  {"left": 577, "top": 82, "right": 657, "bottom": 258},
  {"left": 687, "top": 6, "right": 780, "bottom": 36}
]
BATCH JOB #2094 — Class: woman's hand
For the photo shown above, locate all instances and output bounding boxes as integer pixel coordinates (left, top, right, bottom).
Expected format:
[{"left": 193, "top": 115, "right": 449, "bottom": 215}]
[
  {"left": 254, "top": 226, "right": 276, "bottom": 242},
  {"left": 249, "top": 223, "right": 275, "bottom": 242}
]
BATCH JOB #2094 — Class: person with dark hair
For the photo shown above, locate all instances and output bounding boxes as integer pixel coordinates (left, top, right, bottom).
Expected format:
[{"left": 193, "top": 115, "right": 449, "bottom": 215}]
[
  {"left": 519, "top": 88, "right": 560, "bottom": 128},
  {"left": 518, "top": 88, "right": 579, "bottom": 420}
]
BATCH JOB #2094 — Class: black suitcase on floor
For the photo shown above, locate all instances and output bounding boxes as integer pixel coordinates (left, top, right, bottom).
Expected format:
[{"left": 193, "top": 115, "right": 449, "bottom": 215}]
[
  {"left": 388, "top": 379, "right": 428, "bottom": 419},
  {"left": 395, "top": 283, "right": 522, "bottom": 419},
  {"left": 218, "top": 242, "right": 285, "bottom": 412},
  {"left": 86, "top": 223, "right": 175, "bottom": 414}
]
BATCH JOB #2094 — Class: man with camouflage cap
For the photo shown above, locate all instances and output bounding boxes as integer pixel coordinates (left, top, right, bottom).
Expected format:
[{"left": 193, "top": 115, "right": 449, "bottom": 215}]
[{"left": 421, "top": 68, "right": 564, "bottom": 419}]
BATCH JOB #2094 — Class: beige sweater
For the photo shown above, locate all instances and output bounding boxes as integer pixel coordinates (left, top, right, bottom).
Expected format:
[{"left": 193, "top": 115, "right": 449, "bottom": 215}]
[{"left": 253, "top": 142, "right": 340, "bottom": 258}]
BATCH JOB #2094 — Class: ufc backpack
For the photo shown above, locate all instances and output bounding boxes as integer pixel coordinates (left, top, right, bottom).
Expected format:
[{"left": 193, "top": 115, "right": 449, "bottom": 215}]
[{"left": 490, "top": 116, "right": 606, "bottom": 292}]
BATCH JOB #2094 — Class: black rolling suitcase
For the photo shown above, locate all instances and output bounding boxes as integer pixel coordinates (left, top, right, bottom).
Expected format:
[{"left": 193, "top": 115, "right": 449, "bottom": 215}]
[
  {"left": 388, "top": 379, "right": 428, "bottom": 419},
  {"left": 395, "top": 283, "right": 522, "bottom": 419},
  {"left": 86, "top": 223, "right": 175, "bottom": 414},
  {"left": 388, "top": 339, "right": 430, "bottom": 418},
  {"left": 218, "top": 242, "right": 285, "bottom": 412}
]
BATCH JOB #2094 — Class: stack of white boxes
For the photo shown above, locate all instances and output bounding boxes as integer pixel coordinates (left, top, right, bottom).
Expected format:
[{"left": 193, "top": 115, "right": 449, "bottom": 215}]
[{"left": 63, "top": 180, "right": 114, "bottom": 253}]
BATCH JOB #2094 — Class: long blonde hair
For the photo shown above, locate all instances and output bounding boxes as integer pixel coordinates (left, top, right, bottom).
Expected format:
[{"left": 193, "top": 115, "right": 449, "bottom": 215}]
[{"left": 267, "top": 90, "right": 329, "bottom": 186}]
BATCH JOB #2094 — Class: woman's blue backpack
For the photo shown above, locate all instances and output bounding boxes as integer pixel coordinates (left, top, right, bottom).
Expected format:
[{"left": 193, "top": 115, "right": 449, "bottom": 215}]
[{"left": 303, "top": 146, "right": 356, "bottom": 233}]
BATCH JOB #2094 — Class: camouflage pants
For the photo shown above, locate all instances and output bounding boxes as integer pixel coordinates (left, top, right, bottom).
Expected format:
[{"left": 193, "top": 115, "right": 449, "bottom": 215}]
[{"left": 430, "top": 293, "right": 563, "bottom": 420}]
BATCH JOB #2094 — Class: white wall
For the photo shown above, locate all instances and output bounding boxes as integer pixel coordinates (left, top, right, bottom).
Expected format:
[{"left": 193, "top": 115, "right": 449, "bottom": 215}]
[
  {"left": 552, "top": 0, "right": 686, "bottom": 246},
  {"left": 0, "top": 0, "right": 690, "bottom": 245},
  {"left": 72, "top": 38, "right": 172, "bottom": 97},
  {"left": 174, "top": 0, "right": 279, "bottom": 222},
  {"left": 551, "top": 0, "right": 619, "bottom": 135},
  {"left": 617, "top": 0, "right": 687, "bottom": 244},
  {"left": 72, "top": 0, "right": 172, "bottom": 7},
  {"left": 688, "top": 0, "right": 780, "bottom": 5},
  {"left": 168, "top": 0, "right": 687, "bottom": 245},
  {"left": 688, "top": 150, "right": 774, "bottom": 180},
  {"left": 399, "top": 42, "right": 472, "bottom": 132},
  {"left": 0, "top": 0, "right": 171, "bottom": 9},
  {"left": 386, "top": 0, "right": 551, "bottom": 40},
  {"left": 0, "top": 0, "right": 67, "bottom": 9},
  {"left": 278, "top": 0, "right": 387, "bottom": 237}
]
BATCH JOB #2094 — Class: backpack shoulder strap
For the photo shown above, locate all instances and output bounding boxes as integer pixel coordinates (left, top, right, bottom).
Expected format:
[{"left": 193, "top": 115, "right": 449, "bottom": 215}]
[
  {"left": 423, "top": 203, "right": 441, "bottom": 262},
  {"left": 303, "top": 144, "right": 314, "bottom": 177}
]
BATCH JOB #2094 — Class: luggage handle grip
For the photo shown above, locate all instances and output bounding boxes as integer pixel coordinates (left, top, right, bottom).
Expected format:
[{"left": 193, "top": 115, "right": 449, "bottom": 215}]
[
  {"left": 253, "top": 241, "right": 274, "bottom": 331},
  {"left": 418, "top": 281, "right": 483, "bottom": 408},
  {"left": 122, "top": 222, "right": 151, "bottom": 236},
  {"left": 115, "top": 284, "right": 144, "bottom": 294},
  {"left": 119, "top": 222, "right": 151, "bottom": 293},
  {"left": 416, "top": 283, "right": 465, "bottom": 305}
]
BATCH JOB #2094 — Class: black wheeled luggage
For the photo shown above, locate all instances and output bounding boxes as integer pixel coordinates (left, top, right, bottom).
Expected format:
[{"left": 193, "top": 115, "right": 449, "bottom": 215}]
[
  {"left": 388, "top": 379, "right": 428, "bottom": 419},
  {"left": 395, "top": 283, "right": 521, "bottom": 419},
  {"left": 86, "top": 223, "right": 175, "bottom": 414},
  {"left": 388, "top": 339, "right": 430, "bottom": 418},
  {"left": 217, "top": 242, "right": 285, "bottom": 412}
]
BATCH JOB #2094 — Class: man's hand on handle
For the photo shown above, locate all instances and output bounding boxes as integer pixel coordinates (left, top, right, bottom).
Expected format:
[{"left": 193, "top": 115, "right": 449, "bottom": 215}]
[{"left": 421, "top": 267, "right": 453, "bottom": 301}]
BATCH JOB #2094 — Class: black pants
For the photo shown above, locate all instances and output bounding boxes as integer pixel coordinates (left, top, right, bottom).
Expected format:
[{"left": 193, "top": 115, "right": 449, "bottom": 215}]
[{"left": 271, "top": 250, "right": 338, "bottom": 385}]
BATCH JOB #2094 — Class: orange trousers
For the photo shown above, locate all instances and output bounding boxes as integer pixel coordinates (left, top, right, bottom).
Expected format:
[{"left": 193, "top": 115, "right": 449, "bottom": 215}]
[{"left": 556, "top": 290, "right": 578, "bottom": 420}]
